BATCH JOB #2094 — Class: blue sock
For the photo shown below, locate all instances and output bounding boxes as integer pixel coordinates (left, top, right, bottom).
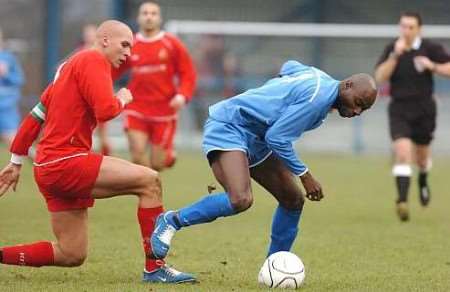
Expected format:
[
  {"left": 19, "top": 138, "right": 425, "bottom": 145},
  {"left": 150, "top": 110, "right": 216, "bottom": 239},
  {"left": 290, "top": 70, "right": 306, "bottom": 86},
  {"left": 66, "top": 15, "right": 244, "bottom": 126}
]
[
  {"left": 168, "top": 192, "right": 236, "bottom": 228},
  {"left": 268, "top": 205, "right": 302, "bottom": 256}
]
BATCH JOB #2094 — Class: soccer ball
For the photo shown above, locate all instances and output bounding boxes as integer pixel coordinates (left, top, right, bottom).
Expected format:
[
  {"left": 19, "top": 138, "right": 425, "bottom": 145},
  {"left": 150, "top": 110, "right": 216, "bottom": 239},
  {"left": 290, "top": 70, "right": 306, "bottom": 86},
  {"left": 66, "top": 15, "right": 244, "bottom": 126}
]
[{"left": 258, "top": 251, "right": 305, "bottom": 289}]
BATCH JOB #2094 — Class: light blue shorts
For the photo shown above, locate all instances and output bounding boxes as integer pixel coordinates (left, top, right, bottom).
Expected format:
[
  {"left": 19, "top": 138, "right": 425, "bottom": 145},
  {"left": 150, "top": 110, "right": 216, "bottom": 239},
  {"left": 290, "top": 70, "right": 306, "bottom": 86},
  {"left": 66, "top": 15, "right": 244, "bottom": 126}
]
[
  {"left": 202, "top": 118, "right": 272, "bottom": 168},
  {"left": 0, "top": 105, "right": 20, "bottom": 135}
]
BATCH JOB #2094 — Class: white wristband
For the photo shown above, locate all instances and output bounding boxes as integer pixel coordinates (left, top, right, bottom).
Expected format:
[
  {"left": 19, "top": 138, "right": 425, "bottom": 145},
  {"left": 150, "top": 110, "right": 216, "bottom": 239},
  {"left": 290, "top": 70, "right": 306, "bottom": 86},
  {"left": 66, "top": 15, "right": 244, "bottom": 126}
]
[{"left": 10, "top": 153, "right": 24, "bottom": 165}]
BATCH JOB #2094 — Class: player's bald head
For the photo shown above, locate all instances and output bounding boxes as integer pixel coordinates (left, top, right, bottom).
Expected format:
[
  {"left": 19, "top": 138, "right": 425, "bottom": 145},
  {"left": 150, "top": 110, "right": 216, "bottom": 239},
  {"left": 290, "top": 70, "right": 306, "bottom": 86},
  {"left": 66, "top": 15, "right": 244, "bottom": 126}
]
[
  {"left": 335, "top": 73, "right": 377, "bottom": 118},
  {"left": 94, "top": 20, "right": 133, "bottom": 68},
  {"left": 96, "top": 20, "right": 133, "bottom": 41},
  {"left": 348, "top": 73, "right": 377, "bottom": 106}
]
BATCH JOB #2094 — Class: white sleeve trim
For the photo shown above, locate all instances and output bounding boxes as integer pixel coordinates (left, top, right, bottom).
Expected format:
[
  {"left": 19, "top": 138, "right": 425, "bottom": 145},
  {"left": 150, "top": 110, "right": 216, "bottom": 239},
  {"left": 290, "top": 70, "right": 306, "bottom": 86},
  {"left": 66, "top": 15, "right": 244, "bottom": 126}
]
[
  {"left": 10, "top": 154, "right": 24, "bottom": 165},
  {"left": 308, "top": 68, "right": 321, "bottom": 103},
  {"left": 298, "top": 168, "right": 309, "bottom": 177}
]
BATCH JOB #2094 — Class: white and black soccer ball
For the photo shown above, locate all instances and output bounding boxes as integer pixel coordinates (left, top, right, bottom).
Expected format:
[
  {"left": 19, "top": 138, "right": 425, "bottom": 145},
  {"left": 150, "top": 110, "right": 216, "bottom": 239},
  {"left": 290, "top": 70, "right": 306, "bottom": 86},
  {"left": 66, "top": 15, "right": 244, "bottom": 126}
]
[{"left": 258, "top": 251, "right": 305, "bottom": 289}]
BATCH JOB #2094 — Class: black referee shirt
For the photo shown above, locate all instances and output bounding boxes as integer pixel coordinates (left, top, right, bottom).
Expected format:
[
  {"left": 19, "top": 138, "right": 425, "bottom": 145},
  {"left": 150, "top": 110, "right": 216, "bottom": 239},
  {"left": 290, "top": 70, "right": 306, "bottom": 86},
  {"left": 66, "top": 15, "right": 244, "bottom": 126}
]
[{"left": 377, "top": 38, "right": 450, "bottom": 101}]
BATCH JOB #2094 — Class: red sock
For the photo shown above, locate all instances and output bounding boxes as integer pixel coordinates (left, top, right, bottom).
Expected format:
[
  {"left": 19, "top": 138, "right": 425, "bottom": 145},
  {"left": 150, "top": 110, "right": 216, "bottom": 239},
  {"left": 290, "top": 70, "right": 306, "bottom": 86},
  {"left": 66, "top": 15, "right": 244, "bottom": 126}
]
[
  {"left": 165, "top": 151, "right": 176, "bottom": 168},
  {"left": 1, "top": 241, "right": 54, "bottom": 267},
  {"left": 138, "top": 206, "right": 165, "bottom": 272}
]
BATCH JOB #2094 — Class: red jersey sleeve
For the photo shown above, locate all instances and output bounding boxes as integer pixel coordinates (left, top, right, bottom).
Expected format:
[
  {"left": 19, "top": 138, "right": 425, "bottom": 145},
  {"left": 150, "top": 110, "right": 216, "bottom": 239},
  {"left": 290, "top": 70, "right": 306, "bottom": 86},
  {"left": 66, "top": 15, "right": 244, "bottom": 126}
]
[
  {"left": 76, "top": 55, "right": 123, "bottom": 122},
  {"left": 9, "top": 85, "right": 52, "bottom": 155},
  {"left": 170, "top": 35, "right": 197, "bottom": 102}
]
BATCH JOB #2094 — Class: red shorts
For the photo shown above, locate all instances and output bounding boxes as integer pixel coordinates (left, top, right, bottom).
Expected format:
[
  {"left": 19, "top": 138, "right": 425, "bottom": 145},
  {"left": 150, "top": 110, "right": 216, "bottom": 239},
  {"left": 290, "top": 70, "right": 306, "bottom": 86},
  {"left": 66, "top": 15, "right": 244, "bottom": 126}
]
[
  {"left": 33, "top": 153, "right": 103, "bottom": 212},
  {"left": 124, "top": 113, "right": 177, "bottom": 151}
]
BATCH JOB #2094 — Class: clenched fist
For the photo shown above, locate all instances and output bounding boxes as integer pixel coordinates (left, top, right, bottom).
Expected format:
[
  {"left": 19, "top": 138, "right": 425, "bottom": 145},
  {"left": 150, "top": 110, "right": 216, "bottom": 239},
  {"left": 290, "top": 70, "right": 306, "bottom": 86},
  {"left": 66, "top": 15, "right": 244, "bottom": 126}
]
[
  {"left": 394, "top": 37, "right": 408, "bottom": 56},
  {"left": 116, "top": 88, "right": 133, "bottom": 106}
]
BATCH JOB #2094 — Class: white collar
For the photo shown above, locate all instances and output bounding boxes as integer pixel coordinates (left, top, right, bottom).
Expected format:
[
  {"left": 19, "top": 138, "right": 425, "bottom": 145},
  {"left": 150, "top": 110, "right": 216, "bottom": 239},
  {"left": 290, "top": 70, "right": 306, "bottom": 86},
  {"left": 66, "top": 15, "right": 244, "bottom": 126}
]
[
  {"left": 412, "top": 36, "right": 422, "bottom": 50},
  {"left": 136, "top": 31, "right": 165, "bottom": 43}
]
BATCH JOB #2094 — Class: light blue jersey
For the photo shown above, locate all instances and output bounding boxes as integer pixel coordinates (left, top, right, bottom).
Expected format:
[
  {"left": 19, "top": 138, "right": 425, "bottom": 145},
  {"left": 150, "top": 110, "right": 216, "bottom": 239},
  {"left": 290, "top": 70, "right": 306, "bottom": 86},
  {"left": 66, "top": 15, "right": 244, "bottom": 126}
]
[
  {"left": 203, "top": 60, "right": 339, "bottom": 176},
  {"left": 0, "top": 50, "right": 24, "bottom": 134},
  {"left": 0, "top": 50, "right": 24, "bottom": 109}
]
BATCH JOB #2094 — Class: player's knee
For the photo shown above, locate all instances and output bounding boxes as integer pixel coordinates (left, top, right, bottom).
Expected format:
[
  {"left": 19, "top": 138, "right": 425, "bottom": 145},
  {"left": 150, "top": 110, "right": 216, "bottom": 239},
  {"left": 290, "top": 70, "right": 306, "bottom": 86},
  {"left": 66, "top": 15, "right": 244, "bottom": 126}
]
[
  {"left": 394, "top": 148, "right": 411, "bottom": 164},
  {"left": 132, "top": 155, "right": 147, "bottom": 166},
  {"left": 61, "top": 250, "right": 87, "bottom": 267},
  {"left": 396, "top": 154, "right": 410, "bottom": 164},
  {"left": 66, "top": 254, "right": 87, "bottom": 267},
  {"left": 230, "top": 191, "right": 253, "bottom": 213},
  {"left": 130, "top": 149, "right": 147, "bottom": 165},
  {"left": 417, "top": 158, "right": 430, "bottom": 171},
  {"left": 151, "top": 161, "right": 165, "bottom": 172},
  {"left": 280, "top": 194, "right": 304, "bottom": 210},
  {"left": 138, "top": 168, "right": 162, "bottom": 199}
]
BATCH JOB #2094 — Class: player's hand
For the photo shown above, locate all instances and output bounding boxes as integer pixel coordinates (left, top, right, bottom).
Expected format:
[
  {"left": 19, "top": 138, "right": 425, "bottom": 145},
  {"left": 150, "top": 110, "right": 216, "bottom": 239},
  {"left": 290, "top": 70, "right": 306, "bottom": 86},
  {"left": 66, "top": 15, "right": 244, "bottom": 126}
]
[
  {"left": 300, "top": 171, "right": 323, "bottom": 202},
  {"left": 394, "top": 37, "right": 408, "bottom": 56},
  {"left": 413, "top": 56, "right": 436, "bottom": 72},
  {"left": 116, "top": 88, "right": 133, "bottom": 106},
  {"left": 0, "top": 163, "right": 21, "bottom": 197},
  {"left": 169, "top": 94, "right": 186, "bottom": 111}
]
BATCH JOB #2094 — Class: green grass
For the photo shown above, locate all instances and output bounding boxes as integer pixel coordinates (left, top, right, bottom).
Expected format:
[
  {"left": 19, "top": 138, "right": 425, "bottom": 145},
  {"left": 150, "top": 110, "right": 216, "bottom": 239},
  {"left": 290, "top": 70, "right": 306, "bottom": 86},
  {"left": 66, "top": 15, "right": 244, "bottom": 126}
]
[{"left": 1, "top": 149, "right": 450, "bottom": 291}]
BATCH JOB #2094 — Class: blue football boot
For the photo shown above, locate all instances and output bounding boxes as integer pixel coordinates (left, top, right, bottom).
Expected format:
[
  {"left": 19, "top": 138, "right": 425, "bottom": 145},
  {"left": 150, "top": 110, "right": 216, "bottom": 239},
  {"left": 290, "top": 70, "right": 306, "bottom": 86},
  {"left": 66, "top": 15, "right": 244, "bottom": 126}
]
[
  {"left": 151, "top": 211, "right": 179, "bottom": 259},
  {"left": 143, "top": 265, "right": 197, "bottom": 284}
]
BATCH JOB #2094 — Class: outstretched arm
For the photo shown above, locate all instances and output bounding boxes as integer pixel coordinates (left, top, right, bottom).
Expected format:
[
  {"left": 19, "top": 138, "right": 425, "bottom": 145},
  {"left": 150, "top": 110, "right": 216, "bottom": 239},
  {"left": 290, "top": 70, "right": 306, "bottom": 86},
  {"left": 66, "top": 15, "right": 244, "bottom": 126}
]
[
  {"left": 412, "top": 42, "right": 450, "bottom": 77},
  {"left": 0, "top": 86, "right": 51, "bottom": 197},
  {"left": 169, "top": 36, "right": 197, "bottom": 110},
  {"left": 414, "top": 57, "right": 450, "bottom": 77},
  {"left": 375, "top": 39, "right": 405, "bottom": 84},
  {"left": 264, "top": 104, "right": 324, "bottom": 201},
  {"left": 0, "top": 103, "right": 47, "bottom": 197},
  {"left": 0, "top": 163, "right": 21, "bottom": 197}
]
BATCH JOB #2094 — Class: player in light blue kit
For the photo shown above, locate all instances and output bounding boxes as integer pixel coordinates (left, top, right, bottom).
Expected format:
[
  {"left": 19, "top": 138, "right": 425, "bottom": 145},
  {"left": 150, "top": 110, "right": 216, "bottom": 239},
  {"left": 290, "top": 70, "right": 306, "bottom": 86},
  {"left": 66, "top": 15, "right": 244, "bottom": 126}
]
[
  {"left": 151, "top": 60, "right": 377, "bottom": 262},
  {"left": 0, "top": 28, "right": 25, "bottom": 145}
]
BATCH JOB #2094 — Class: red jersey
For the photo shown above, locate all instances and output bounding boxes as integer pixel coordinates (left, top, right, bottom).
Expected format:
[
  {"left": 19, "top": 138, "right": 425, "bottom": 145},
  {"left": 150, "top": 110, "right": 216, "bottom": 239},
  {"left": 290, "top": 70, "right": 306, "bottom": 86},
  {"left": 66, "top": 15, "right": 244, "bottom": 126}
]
[
  {"left": 10, "top": 50, "right": 122, "bottom": 163},
  {"left": 113, "top": 31, "right": 196, "bottom": 119}
]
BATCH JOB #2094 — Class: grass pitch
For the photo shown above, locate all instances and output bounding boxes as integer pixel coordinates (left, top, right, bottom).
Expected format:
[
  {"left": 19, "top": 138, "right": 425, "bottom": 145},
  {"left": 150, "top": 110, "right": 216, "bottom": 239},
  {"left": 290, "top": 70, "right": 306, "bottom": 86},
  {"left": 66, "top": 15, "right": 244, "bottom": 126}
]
[{"left": 1, "top": 149, "right": 450, "bottom": 291}]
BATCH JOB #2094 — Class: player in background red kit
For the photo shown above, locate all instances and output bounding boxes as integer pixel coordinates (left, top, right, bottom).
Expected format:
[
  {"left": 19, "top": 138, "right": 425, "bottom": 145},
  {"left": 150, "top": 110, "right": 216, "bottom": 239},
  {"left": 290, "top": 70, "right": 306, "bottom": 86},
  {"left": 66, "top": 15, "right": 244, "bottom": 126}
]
[
  {"left": 113, "top": 1, "right": 197, "bottom": 171},
  {"left": 0, "top": 20, "right": 195, "bottom": 284}
]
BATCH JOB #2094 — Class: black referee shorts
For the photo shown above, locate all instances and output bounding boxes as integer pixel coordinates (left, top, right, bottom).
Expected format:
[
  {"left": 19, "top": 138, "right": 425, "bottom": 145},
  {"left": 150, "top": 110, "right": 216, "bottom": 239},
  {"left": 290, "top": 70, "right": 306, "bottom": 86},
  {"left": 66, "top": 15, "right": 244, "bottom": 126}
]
[{"left": 388, "top": 98, "right": 437, "bottom": 145}]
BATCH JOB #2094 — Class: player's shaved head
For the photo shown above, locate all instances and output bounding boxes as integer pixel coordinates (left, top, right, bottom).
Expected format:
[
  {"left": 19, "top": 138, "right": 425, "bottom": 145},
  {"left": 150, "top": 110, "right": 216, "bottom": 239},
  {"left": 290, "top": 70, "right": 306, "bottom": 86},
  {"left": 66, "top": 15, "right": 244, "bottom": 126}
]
[
  {"left": 96, "top": 20, "right": 133, "bottom": 41},
  {"left": 348, "top": 73, "right": 377, "bottom": 105},
  {"left": 335, "top": 73, "right": 378, "bottom": 118},
  {"left": 93, "top": 20, "right": 133, "bottom": 68}
]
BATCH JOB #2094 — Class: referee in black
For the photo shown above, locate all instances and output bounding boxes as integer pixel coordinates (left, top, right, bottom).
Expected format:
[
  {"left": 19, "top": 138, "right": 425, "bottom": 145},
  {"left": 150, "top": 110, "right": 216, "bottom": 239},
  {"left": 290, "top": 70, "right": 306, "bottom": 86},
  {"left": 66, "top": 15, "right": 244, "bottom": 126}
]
[{"left": 375, "top": 11, "right": 450, "bottom": 221}]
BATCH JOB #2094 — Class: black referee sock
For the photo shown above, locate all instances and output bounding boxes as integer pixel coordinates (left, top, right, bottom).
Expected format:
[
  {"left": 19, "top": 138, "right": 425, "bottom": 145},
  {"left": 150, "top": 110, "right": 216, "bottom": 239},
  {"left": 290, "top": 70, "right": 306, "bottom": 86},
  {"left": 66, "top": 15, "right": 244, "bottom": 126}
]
[
  {"left": 395, "top": 176, "right": 410, "bottom": 203},
  {"left": 0, "top": 249, "right": 3, "bottom": 263},
  {"left": 419, "top": 171, "right": 428, "bottom": 188}
]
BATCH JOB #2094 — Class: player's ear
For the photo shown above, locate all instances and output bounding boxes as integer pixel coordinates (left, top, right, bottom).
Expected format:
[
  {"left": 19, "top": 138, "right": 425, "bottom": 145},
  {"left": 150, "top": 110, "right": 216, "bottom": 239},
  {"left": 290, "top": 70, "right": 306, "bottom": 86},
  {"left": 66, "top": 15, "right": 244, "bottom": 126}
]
[
  {"left": 345, "top": 80, "right": 352, "bottom": 89},
  {"left": 101, "top": 36, "right": 109, "bottom": 48}
]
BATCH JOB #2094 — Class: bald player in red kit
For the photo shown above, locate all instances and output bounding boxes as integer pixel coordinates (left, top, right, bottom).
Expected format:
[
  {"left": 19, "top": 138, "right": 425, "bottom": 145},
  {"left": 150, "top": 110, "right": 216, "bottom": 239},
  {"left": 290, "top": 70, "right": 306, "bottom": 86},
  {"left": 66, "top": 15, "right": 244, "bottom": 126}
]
[
  {"left": 113, "top": 1, "right": 196, "bottom": 171},
  {"left": 0, "top": 20, "right": 196, "bottom": 284}
]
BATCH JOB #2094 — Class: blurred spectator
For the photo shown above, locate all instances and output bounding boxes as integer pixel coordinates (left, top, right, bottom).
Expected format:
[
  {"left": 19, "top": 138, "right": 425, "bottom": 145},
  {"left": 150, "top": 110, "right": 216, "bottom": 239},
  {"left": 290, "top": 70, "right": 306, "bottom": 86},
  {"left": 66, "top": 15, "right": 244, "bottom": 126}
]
[
  {"left": 79, "top": 24, "right": 97, "bottom": 50},
  {"left": 0, "top": 28, "right": 25, "bottom": 146},
  {"left": 193, "top": 35, "right": 242, "bottom": 130}
]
